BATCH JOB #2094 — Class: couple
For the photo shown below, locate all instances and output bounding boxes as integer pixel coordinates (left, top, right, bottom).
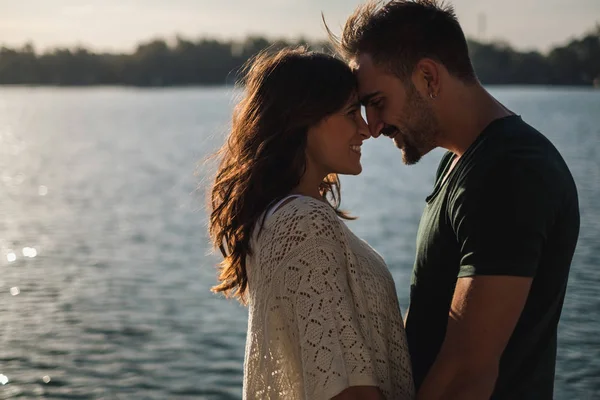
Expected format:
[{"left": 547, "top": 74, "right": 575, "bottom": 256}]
[{"left": 208, "top": 1, "right": 580, "bottom": 399}]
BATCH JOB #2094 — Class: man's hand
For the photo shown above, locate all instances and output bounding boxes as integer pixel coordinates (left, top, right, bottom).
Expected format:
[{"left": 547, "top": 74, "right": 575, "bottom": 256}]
[{"left": 417, "top": 275, "right": 532, "bottom": 400}]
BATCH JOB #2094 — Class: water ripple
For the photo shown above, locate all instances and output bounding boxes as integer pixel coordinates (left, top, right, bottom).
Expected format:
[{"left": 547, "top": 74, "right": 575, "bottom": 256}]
[{"left": 0, "top": 86, "right": 597, "bottom": 398}]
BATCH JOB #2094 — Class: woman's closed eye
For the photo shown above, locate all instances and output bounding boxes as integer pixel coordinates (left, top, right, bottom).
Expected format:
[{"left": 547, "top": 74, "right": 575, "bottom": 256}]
[{"left": 346, "top": 106, "right": 360, "bottom": 118}]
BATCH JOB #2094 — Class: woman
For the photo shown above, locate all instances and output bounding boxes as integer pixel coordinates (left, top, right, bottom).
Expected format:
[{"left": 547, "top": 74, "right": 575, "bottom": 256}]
[{"left": 209, "top": 47, "right": 414, "bottom": 400}]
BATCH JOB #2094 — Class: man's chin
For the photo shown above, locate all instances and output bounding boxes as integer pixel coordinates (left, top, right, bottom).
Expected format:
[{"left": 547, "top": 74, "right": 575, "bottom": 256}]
[
  {"left": 392, "top": 139, "right": 420, "bottom": 165},
  {"left": 402, "top": 145, "right": 437, "bottom": 165},
  {"left": 401, "top": 146, "right": 423, "bottom": 165},
  {"left": 392, "top": 137, "right": 403, "bottom": 150},
  {"left": 402, "top": 154, "right": 421, "bottom": 165}
]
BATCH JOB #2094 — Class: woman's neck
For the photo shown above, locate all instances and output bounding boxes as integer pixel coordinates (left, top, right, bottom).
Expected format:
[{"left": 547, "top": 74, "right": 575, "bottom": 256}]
[{"left": 292, "top": 163, "right": 326, "bottom": 200}]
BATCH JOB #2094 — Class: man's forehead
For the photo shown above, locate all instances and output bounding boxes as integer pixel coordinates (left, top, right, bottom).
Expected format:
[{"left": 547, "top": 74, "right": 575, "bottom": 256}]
[
  {"left": 349, "top": 53, "right": 376, "bottom": 73},
  {"left": 351, "top": 54, "right": 381, "bottom": 98}
]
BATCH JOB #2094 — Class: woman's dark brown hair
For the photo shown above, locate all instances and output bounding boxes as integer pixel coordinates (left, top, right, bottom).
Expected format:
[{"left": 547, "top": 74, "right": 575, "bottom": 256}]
[{"left": 209, "top": 47, "right": 357, "bottom": 302}]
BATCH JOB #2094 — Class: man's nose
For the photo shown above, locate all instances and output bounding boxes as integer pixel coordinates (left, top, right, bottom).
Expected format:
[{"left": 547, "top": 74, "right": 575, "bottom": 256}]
[{"left": 365, "top": 109, "right": 383, "bottom": 138}]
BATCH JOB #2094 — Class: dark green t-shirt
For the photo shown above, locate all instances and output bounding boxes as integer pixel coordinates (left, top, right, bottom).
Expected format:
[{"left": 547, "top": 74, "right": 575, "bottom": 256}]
[{"left": 406, "top": 115, "right": 580, "bottom": 399}]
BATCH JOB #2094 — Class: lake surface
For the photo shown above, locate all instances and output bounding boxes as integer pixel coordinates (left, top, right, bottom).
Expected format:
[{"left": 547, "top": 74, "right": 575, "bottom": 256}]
[{"left": 0, "top": 86, "right": 598, "bottom": 399}]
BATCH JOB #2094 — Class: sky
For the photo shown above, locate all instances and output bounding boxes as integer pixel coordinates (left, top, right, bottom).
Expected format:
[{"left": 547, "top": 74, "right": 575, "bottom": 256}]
[{"left": 0, "top": 0, "right": 598, "bottom": 53}]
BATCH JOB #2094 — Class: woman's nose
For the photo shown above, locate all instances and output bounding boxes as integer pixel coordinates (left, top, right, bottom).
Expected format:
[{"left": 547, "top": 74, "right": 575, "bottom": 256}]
[{"left": 357, "top": 114, "right": 370, "bottom": 140}]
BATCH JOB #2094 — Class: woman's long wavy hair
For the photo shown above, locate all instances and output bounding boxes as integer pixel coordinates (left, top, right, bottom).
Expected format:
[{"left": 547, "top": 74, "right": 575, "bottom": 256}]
[{"left": 209, "top": 47, "right": 357, "bottom": 302}]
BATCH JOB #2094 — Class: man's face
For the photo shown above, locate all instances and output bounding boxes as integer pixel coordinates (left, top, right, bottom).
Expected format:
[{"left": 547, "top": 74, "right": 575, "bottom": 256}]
[{"left": 353, "top": 53, "right": 440, "bottom": 165}]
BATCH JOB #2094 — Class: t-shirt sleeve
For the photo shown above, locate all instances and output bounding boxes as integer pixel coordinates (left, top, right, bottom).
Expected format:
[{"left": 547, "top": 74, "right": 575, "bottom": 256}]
[
  {"left": 450, "top": 158, "right": 556, "bottom": 278},
  {"left": 278, "top": 205, "right": 379, "bottom": 399}
]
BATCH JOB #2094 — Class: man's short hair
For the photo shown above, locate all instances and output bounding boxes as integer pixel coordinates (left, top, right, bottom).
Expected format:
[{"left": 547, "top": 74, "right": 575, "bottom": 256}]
[{"left": 330, "top": 0, "right": 477, "bottom": 82}]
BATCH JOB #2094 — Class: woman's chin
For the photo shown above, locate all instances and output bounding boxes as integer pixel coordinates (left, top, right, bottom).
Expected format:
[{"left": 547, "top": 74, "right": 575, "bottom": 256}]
[{"left": 345, "top": 164, "right": 363, "bottom": 176}]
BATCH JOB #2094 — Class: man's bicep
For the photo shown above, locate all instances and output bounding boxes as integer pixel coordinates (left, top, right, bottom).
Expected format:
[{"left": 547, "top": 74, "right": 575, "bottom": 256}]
[{"left": 442, "top": 275, "right": 532, "bottom": 364}]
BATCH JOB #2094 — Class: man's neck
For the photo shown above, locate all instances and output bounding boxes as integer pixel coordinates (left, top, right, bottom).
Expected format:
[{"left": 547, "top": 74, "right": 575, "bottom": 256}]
[{"left": 438, "top": 83, "right": 514, "bottom": 157}]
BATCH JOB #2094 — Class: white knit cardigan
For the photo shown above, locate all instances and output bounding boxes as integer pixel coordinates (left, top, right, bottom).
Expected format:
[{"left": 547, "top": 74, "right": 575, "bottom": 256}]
[{"left": 243, "top": 196, "right": 414, "bottom": 399}]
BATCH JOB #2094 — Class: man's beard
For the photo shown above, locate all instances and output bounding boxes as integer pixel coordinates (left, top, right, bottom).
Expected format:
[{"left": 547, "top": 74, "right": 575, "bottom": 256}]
[
  {"left": 396, "top": 131, "right": 423, "bottom": 165},
  {"left": 382, "top": 87, "right": 439, "bottom": 165}
]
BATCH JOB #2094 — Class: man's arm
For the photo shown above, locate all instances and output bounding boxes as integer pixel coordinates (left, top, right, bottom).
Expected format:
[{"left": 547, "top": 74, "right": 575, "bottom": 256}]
[
  {"left": 417, "top": 275, "right": 532, "bottom": 400},
  {"left": 416, "top": 154, "right": 552, "bottom": 399}
]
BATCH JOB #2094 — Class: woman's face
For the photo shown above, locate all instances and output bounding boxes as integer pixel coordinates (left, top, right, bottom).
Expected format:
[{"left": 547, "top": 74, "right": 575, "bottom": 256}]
[{"left": 305, "top": 94, "right": 370, "bottom": 177}]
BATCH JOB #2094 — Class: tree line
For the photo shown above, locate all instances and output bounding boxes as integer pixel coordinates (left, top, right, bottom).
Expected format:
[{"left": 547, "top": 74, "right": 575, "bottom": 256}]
[{"left": 0, "top": 25, "right": 598, "bottom": 87}]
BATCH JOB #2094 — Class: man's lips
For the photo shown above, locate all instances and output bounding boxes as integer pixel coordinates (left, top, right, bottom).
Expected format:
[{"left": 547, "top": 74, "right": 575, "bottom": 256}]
[{"left": 380, "top": 125, "right": 399, "bottom": 138}]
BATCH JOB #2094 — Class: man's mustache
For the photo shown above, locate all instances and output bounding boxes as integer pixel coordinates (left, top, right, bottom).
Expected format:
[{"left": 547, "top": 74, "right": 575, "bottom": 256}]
[{"left": 380, "top": 125, "right": 399, "bottom": 137}]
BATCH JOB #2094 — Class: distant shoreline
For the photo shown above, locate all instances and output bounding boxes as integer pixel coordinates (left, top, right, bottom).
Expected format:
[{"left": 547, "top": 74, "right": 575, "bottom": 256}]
[{"left": 1, "top": 26, "right": 598, "bottom": 87}]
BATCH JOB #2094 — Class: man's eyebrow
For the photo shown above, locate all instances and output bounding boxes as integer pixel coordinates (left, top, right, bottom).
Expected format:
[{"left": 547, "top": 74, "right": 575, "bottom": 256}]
[{"left": 359, "top": 92, "right": 380, "bottom": 106}]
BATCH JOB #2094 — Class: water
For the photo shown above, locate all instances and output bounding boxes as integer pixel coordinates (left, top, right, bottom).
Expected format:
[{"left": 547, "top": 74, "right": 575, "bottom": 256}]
[{"left": 0, "top": 86, "right": 598, "bottom": 399}]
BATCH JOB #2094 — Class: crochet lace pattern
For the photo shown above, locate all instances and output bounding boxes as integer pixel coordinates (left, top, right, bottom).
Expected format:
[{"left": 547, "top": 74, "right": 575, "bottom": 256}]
[{"left": 243, "top": 197, "right": 414, "bottom": 399}]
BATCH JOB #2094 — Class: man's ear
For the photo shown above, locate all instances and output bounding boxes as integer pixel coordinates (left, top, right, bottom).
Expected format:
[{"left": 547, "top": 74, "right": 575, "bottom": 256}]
[{"left": 412, "top": 58, "right": 440, "bottom": 99}]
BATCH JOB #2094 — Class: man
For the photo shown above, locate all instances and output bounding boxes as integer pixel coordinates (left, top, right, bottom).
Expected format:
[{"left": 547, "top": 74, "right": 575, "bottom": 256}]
[{"left": 331, "top": 1, "right": 580, "bottom": 399}]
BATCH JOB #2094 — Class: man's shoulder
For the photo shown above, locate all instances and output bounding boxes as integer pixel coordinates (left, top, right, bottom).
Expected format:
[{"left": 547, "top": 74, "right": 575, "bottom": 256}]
[
  {"left": 442, "top": 117, "right": 580, "bottom": 228},
  {"left": 454, "top": 117, "right": 572, "bottom": 189}
]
